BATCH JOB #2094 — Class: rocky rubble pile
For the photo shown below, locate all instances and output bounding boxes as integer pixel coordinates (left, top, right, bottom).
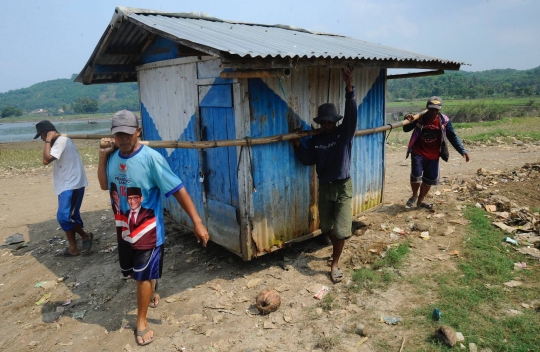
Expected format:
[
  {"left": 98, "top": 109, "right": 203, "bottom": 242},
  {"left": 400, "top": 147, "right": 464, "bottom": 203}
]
[{"left": 461, "top": 161, "right": 540, "bottom": 258}]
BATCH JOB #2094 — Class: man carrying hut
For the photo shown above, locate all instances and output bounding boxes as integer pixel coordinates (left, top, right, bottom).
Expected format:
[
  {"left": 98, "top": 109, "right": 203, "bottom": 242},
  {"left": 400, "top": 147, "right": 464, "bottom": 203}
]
[
  {"left": 291, "top": 66, "right": 356, "bottom": 283},
  {"left": 98, "top": 110, "right": 209, "bottom": 346},
  {"left": 403, "top": 96, "right": 470, "bottom": 209},
  {"left": 35, "top": 120, "right": 93, "bottom": 257}
]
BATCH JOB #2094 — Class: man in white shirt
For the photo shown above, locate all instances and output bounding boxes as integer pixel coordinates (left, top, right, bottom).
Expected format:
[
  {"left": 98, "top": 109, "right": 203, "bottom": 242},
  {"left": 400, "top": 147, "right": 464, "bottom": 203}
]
[{"left": 35, "top": 120, "right": 93, "bottom": 256}]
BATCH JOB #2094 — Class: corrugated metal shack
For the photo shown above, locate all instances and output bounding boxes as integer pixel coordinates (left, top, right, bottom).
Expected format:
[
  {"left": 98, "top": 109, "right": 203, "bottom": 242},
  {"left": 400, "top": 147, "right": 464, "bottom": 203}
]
[{"left": 76, "top": 7, "right": 463, "bottom": 260}]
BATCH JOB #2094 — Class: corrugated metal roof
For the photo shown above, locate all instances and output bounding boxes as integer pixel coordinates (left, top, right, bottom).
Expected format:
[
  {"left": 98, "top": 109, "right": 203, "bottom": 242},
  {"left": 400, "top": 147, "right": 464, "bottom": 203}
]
[
  {"left": 76, "top": 6, "right": 465, "bottom": 84},
  {"left": 129, "top": 12, "right": 452, "bottom": 62}
]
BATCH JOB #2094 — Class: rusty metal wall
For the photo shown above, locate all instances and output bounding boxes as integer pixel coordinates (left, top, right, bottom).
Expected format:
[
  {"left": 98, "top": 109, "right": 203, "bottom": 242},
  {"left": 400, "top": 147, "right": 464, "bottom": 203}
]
[
  {"left": 246, "top": 68, "right": 312, "bottom": 256},
  {"left": 350, "top": 69, "right": 386, "bottom": 214},
  {"left": 246, "top": 68, "right": 384, "bottom": 257}
]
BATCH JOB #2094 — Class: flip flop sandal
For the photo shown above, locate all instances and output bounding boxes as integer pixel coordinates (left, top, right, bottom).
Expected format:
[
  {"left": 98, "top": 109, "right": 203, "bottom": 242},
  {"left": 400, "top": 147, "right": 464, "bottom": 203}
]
[
  {"left": 135, "top": 327, "right": 154, "bottom": 346},
  {"left": 81, "top": 233, "right": 94, "bottom": 254},
  {"left": 149, "top": 280, "right": 159, "bottom": 308},
  {"left": 405, "top": 197, "right": 417, "bottom": 208},
  {"left": 330, "top": 268, "right": 344, "bottom": 283},
  {"left": 418, "top": 202, "right": 434, "bottom": 210},
  {"left": 55, "top": 248, "right": 80, "bottom": 257},
  {"left": 327, "top": 257, "right": 333, "bottom": 267}
]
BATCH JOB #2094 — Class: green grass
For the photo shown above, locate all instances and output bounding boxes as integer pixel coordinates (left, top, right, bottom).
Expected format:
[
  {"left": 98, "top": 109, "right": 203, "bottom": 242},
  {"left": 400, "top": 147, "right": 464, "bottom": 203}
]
[
  {"left": 387, "top": 97, "right": 538, "bottom": 109},
  {"left": 0, "top": 112, "right": 115, "bottom": 123},
  {"left": 349, "top": 242, "right": 410, "bottom": 292},
  {"left": 409, "top": 207, "right": 540, "bottom": 351},
  {"left": 387, "top": 116, "right": 540, "bottom": 145},
  {"left": 320, "top": 291, "right": 337, "bottom": 312},
  {"left": 372, "top": 242, "right": 410, "bottom": 269},
  {"left": 0, "top": 144, "right": 99, "bottom": 169}
]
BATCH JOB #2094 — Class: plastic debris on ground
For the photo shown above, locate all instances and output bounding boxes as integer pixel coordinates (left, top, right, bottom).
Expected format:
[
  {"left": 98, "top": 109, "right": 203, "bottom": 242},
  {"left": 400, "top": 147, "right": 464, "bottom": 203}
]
[
  {"left": 313, "top": 286, "right": 329, "bottom": 300},
  {"left": 420, "top": 232, "right": 430, "bottom": 240},
  {"left": 35, "top": 293, "right": 52, "bottom": 305},
  {"left": 449, "top": 250, "right": 459, "bottom": 257},
  {"left": 35, "top": 281, "right": 57, "bottom": 289},
  {"left": 62, "top": 299, "right": 72, "bottom": 306},
  {"left": 99, "top": 245, "right": 117, "bottom": 253},
  {"left": 120, "top": 318, "right": 130, "bottom": 332},
  {"left": 432, "top": 308, "right": 442, "bottom": 321},
  {"left": 392, "top": 227, "right": 406, "bottom": 235},
  {"left": 379, "top": 316, "right": 400, "bottom": 325},
  {"left": 505, "top": 237, "right": 518, "bottom": 245}
]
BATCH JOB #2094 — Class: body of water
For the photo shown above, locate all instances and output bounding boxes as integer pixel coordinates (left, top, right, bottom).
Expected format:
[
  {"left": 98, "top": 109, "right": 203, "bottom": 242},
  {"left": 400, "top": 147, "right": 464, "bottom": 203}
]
[{"left": 0, "top": 120, "right": 111, "bottom": 143}]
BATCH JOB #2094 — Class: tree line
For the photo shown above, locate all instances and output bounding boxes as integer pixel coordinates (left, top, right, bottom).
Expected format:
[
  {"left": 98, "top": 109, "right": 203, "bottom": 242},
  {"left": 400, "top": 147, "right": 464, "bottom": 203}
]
[
  {"left": 0, "top": 74, "right": 139, "bottom": 117},
  {"left": 387, "top": 66, "right": 540, "bottom": 101}
]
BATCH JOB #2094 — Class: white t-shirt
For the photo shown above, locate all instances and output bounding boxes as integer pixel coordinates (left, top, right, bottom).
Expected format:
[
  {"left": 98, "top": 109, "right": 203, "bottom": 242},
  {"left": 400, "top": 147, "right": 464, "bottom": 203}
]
[{"left": 50, "top": 136, "right": 88, "bottom": 195}]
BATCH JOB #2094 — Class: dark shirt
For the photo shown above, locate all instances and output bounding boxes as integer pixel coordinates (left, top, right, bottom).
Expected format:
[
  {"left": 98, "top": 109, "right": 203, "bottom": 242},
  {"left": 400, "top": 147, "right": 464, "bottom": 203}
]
[{"left": 294, "top": 88, "right": 357, "bottom": 184}]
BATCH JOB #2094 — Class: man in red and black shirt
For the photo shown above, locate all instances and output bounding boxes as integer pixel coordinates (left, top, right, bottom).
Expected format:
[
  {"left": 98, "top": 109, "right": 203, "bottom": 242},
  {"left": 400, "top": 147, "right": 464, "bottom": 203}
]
[{"left": 403, "top": 96, "right": 470, "bottom": 209}]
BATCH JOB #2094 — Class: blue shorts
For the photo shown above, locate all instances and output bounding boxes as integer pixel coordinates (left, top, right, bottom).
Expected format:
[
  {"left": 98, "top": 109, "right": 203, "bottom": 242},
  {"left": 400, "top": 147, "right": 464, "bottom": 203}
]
[
  {"left": 119, "top": 243, "right": 164, "bottom": 281},
  {"left": 57, "top": 188, "right": 85, "bottom": 231},
  {"left": 410, "top": 154, "right": 440, "bottom": 186}
]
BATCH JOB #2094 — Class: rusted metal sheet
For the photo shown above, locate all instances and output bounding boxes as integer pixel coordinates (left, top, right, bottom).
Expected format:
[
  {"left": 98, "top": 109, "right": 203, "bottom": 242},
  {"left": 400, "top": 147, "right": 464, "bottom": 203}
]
[
  {"left": 350, "top": 69, "right": 386, "bottom": 214},
  {"left": 247, "top": 68, "right": 311, "bottom": 255},
  {"left": 246, "top": 68, "right": 384, "bottom": 257}
]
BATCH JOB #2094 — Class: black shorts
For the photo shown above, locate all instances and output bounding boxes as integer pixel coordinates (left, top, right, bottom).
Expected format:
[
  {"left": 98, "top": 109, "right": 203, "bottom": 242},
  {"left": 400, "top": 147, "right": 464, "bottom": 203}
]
[{"left": 118, "top": 242, "right": 164, "bottom": 281}]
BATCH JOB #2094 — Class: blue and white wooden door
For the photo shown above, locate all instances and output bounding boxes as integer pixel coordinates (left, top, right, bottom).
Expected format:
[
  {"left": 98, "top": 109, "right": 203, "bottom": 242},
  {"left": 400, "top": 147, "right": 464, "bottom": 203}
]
[{"left": 198, "top": 84, "right": 241, "bottom": 253}]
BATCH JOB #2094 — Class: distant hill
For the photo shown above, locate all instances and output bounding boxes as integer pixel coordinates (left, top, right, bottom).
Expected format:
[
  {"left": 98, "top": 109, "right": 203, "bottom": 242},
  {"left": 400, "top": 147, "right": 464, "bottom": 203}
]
[
  {"left": 1, "top": 66, "right": 539, "bottom": 116},
  {"left": 0, "top": 74, "right": 139, "bottom": 116},
  {"left": 387, "top": 66, "right": 540, "bottom": 101}
]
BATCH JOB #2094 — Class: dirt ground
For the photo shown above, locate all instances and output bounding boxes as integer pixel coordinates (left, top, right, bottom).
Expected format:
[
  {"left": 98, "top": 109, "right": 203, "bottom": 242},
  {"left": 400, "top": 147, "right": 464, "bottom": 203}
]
[{"left": 1, "top": 141, "right": 539, "bottom": 352}]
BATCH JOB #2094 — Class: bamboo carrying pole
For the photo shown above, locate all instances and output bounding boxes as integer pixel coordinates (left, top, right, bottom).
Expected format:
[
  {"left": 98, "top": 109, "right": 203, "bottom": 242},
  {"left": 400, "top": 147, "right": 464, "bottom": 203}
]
[{"left": 68, "top": 110, "right": 427, "bottom": 149}]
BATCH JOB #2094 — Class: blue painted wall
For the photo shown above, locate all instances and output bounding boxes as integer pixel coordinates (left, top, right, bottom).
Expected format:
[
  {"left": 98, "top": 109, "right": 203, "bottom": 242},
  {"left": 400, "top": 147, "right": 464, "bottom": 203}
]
[
  {"left": 140, "top": 37, "right": 180, "bottom": 64},
  {"left": 140, "top": 103, "right": 205, "bottom": 228},
  {"left": 351, "top": 69, "right": 386, "bottom": 213},
  {"left": 248, "top": 78, "right": 313, "bottom": 249}
]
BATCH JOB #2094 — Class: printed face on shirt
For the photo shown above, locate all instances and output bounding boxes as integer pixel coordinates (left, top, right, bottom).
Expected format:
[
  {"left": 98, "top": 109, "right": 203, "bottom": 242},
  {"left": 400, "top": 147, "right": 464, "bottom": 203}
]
[
  {"left": 110, "top": 190, "right": 120, "bottom": 207},
  {"left": 127, "top": 195, "right": 143, "bottom": 210}
]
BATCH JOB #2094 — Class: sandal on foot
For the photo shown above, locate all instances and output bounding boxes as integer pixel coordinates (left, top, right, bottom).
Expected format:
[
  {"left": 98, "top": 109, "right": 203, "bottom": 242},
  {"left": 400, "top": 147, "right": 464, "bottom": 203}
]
[
  {"left": 405, "top": 197, "right": 417, "bottom": 208},
  {"left": 330, "top": 268, "right": 344, "bottom": 283},
  {"left": 327, "top": 257, "right": 333, "bottom": 267},
  {"left": 418, "top": 202, "right": 434, "bottom": 210},
  {"left": 149, "top": 280, "right": 159, "bottom": 308},
  {"left": 135, "top": 327, "right": 154, "bottom": 346},
  {"left": 81, "top": 233, "right": 93, "bottom": 254},
  {"left": 55, "top": 248, "right": 80, "bottom": 257}
]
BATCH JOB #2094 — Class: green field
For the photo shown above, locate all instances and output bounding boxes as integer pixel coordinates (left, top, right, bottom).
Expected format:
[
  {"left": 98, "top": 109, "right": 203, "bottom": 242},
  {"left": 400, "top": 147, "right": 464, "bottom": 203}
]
[
  {"left": 387, "top": 116, "right": 540, "bottom": 146},
  {"left": 387, "top": 97, "right": 538, "bottom": 109},
  {"left": 0, "top": 113, "right": 114, "bottom": 123}
]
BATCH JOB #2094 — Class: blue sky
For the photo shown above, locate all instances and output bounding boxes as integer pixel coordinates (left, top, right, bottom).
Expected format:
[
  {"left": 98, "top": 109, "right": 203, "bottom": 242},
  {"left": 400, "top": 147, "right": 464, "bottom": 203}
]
[{"left": 1, "top": 0, "right": 539, "bottom": 93}]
